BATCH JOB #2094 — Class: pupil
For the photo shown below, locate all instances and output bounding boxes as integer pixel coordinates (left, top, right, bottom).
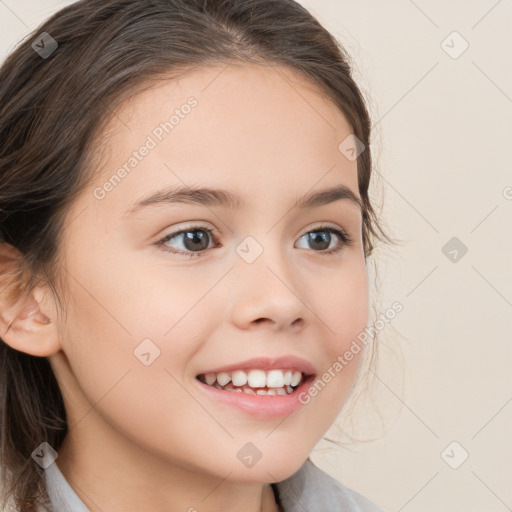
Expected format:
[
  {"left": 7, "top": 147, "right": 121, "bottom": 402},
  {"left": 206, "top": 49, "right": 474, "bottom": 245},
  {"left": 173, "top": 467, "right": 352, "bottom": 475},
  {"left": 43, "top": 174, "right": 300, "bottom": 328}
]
[
  {"left": 184, "top": 230, "right": 209, "bottom": 251},
  {"left": 309, "top": 231, "right": 330, "bottom": 250}
]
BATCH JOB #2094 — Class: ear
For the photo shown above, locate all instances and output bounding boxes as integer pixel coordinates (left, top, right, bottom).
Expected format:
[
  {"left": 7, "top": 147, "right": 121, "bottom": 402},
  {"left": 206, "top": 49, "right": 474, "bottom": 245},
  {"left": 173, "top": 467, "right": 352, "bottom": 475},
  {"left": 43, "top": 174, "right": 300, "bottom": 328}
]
[{"left": 0, "top": 243, "right": 61, "bottom": 357}]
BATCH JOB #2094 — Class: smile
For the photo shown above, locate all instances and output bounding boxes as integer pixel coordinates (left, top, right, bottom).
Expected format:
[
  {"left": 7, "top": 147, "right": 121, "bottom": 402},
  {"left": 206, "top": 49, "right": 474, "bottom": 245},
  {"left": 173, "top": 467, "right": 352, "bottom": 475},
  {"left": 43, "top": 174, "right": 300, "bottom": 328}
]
[
  {"left": 196, "top": 368, "right": 304, "bottom": 395},
  {"left": 194, "top": 355, "right": 317, "bottom": 418}
]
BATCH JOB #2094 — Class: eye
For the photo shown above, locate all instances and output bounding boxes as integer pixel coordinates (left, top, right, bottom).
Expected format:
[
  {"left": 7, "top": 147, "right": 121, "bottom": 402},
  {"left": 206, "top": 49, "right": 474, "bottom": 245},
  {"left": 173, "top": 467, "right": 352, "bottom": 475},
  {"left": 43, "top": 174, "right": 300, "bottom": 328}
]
[
  {"left": 155, "top": 226, "right": 217, "bottom": 259},
  {"left": 154, "top": 224, "right": 353, "bottom": 258},
  {"left": 295, "top": 225, "right": 353, "bottom": 255}
]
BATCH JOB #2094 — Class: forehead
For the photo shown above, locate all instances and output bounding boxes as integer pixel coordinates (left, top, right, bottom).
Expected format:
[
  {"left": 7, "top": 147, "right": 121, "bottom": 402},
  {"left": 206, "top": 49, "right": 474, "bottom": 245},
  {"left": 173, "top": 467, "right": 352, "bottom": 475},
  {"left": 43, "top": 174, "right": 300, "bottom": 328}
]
[{"left": 75, "top": 63, "right": 359, "bottom": 219}]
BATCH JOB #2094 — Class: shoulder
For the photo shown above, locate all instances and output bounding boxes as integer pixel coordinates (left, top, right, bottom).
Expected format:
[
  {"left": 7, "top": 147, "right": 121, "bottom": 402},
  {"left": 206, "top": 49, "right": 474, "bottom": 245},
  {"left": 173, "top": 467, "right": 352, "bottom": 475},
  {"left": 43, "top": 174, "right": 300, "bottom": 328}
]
[{"left": 273, "top": 458, "right": 385, "bottom": 512}]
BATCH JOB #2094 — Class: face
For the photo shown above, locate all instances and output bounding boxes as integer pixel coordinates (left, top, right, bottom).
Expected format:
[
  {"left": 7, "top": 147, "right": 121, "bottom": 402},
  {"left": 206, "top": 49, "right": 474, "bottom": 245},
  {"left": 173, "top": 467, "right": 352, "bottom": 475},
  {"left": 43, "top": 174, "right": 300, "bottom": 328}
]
[{"left": 49, "top": 63, "right": 369, "bottom": 483}]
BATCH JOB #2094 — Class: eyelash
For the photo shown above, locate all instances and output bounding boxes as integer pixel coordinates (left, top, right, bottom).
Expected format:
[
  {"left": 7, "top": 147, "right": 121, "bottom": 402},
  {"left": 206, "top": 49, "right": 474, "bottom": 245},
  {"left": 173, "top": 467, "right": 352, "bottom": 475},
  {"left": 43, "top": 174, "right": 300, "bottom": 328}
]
[{"left": 154, "top": 224, "right": 353, "bottom": 259}]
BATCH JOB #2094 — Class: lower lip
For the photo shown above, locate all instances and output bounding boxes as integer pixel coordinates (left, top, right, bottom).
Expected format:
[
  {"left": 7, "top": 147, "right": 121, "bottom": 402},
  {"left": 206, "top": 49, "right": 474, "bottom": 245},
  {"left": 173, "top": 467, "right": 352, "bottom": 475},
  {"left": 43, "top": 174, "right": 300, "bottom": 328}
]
[{"left": 195, "top": 375, "right": 315, "bottom": 419}]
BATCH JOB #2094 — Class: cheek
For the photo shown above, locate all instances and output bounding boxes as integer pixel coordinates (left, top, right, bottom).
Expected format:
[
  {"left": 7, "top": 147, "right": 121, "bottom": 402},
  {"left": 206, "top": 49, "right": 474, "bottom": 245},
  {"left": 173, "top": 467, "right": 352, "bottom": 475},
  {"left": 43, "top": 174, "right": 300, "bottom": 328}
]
[
  {"left": 60, "top": 283, "right": 223, "bottom": 471},
  {"left": 61, "top": 270, "right": 209, "bottom": 380},
  {"left": 312, "top": 262, "right": 369, "bottom": 355},
  {"left": 292, "top": 261, "right": 368, "bottom": 420},
  {"left": 68, "top": 255, "right": 211, "bottom": 350}
]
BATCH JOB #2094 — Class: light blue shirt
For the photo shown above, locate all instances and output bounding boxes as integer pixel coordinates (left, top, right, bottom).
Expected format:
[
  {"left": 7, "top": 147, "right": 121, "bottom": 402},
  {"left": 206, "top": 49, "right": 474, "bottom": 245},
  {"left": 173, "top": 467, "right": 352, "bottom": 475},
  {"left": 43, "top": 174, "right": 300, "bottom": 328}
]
[{"left": 40, "top": 458, "right": 385, "bottom": 511}]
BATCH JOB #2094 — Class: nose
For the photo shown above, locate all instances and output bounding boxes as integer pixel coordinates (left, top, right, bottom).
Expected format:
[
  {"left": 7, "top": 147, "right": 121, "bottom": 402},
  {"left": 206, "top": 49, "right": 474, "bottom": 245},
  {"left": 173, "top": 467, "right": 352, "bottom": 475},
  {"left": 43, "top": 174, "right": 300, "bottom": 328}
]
[{"left": 228, "top": 241, "right": 307, "bottom": 332}]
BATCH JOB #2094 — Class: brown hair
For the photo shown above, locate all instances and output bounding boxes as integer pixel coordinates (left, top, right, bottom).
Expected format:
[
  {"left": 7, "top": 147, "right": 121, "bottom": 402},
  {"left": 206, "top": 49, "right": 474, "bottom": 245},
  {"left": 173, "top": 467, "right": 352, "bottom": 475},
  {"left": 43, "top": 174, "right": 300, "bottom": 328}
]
[{"left": 0, "top": 0, "right": 395, "bottom": 509}]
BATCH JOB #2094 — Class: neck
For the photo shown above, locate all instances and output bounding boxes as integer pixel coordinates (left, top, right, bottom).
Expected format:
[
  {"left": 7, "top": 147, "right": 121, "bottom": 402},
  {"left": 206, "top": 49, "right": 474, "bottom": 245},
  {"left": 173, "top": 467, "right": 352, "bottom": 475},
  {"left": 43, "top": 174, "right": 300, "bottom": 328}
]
[{"left": 55, "top": 422, "right": 280, "bottom": 512}]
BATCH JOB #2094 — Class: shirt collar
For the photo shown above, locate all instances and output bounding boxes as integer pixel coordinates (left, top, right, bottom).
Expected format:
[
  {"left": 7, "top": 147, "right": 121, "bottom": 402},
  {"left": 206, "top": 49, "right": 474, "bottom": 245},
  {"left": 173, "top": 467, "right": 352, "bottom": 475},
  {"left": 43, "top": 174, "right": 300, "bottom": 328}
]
[{"left": 44, "top": 457, "right": 380, "bottom": 512}]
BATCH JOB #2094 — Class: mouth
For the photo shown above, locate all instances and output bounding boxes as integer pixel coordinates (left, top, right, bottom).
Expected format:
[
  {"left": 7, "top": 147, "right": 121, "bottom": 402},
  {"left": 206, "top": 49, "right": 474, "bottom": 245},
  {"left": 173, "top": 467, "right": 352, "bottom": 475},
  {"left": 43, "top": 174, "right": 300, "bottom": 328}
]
[
  {"left": 194, "top": 356, "right": 317, "bottom": 418},
  {"left": 196, "top": 368, "right": 312, "bottom": 396}
]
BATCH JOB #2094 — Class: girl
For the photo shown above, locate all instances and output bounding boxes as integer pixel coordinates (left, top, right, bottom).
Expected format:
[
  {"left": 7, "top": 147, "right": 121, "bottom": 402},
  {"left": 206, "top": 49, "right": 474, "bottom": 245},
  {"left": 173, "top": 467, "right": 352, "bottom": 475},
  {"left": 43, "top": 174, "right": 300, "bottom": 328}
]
[{"left": 0, "top": 0, "right": 394, "bottom": 510}]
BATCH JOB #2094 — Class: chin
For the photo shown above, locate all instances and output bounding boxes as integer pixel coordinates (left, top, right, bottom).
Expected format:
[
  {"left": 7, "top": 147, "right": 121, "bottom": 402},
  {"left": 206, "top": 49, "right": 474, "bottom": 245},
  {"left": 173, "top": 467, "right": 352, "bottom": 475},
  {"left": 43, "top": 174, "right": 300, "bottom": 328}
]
[{"left": 226, "top": 453, "right": 310, "bottom": 484}]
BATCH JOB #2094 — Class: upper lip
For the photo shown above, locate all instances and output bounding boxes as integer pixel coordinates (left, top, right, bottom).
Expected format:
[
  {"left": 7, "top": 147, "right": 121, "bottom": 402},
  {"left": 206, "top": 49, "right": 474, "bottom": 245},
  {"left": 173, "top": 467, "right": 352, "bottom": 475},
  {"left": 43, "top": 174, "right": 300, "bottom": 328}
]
[{"left": 197, "top": 356, "right": 317, "bottom": 376}]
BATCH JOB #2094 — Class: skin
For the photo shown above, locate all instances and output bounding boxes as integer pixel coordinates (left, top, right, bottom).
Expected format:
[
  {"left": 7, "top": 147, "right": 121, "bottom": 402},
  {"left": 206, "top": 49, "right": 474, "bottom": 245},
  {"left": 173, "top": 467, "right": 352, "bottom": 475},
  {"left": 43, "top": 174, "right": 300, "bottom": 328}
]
[{"left": 1, "top": 63, "right": 369, "bottom": 511}]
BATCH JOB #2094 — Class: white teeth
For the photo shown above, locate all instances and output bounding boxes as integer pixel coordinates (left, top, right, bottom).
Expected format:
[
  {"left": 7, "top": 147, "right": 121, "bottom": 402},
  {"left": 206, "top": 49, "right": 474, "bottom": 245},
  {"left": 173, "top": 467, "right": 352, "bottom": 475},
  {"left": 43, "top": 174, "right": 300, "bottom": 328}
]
[
  {"left": 291, "top": 371, "right": 302, "bottom": 386},
  {"left": 247, "top": 369, "right": 267, "bottom": 388},
  {"left": 231, "top": 370, "right": 248, "bottom": 387},
  {"left": 200, "top": 368, "right": 305, "bottom": 391},
  {"left": 276, "top": 388, "right": 287, "bottom": 395},
  {"left": 216, "top": 372, "right": 231, "bottom": 386},
  {"left": 266, "top": 370, "right": 285, "bottom": 388},
  {"left": 205, "top": 373, "right": 216, "bottom": 386}
]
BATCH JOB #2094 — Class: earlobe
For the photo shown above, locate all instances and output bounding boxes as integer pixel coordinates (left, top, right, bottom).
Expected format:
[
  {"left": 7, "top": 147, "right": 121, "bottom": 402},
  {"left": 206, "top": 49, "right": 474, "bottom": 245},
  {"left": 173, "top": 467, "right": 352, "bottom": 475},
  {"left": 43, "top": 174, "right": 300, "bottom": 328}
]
[
  {"left": 0, "top": 243, "right": 61, "bottom": 357},
  {"left": 0, "top": 286, "right": 61, "bottom": 358}
]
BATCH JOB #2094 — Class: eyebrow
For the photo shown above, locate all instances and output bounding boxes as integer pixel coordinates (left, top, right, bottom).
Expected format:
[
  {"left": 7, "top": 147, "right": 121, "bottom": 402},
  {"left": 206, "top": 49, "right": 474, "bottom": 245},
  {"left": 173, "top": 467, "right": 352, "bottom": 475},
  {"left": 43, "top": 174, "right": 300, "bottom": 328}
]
[{"left": 123, "top": 183, "right": 362, "bottom": 217}]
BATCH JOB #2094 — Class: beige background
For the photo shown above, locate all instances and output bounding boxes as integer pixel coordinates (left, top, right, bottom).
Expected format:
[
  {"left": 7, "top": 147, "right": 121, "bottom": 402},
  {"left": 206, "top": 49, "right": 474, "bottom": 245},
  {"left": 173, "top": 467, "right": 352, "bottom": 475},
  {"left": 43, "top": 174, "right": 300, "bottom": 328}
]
[{"left": 1, "top": 1, "right": 511, "bottom": 511}]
